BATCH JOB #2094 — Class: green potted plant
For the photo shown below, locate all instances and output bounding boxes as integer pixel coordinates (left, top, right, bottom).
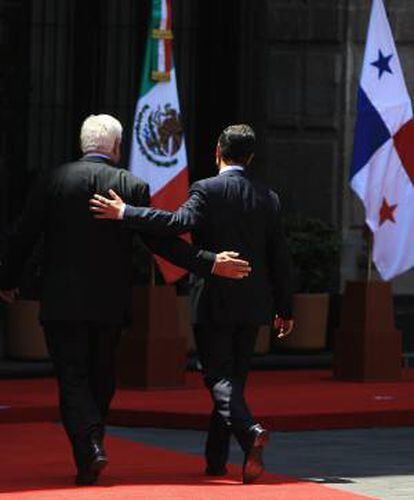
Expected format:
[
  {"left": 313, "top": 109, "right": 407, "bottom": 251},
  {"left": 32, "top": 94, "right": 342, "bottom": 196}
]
[{"left": 279, "top": 216, "right": 340, "bottom": 351}]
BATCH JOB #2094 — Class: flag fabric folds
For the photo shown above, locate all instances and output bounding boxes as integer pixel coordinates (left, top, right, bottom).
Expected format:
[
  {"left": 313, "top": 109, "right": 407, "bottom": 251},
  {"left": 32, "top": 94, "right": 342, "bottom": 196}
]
[
  {"left": 129, "top": 0, "right": 189, "bottom": 283},
  {"left": 350, "top": 0, "right": 414, "bottom": 280}
]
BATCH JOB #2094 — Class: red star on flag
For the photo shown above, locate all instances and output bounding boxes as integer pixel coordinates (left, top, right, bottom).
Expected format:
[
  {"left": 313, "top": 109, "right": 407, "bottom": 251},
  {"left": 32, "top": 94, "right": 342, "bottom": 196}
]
[{"left": 379, "top": 197, "right": 397, "bottom": 226}]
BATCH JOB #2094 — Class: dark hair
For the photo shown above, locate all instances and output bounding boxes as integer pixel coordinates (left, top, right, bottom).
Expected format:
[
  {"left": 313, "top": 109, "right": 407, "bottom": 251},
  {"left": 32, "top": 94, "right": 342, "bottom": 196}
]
[{"left": 218, "top": 124, "right": 255, "bottom": 166}]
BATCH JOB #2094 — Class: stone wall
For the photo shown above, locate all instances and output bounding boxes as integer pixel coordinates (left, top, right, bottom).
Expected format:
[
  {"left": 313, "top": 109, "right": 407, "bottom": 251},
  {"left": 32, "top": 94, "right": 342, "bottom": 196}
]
[
  {"left": 238, "top": 0, "right": 414, "bottom": 293},
  {"left": 240, "top": 0, "right": 346, "bottom": 226}
]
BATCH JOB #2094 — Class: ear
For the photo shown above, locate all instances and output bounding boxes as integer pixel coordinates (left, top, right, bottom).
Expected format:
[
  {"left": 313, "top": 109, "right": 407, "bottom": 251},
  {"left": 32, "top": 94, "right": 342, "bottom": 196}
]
[
  {"left": 246, "top": 153, "right": 254, "bottom": 166},
  {"left": 215, "top": 145, "right": 221, "bottom": 165},
  {"left": 113, "top": 138, "right": 122, "bottom": 159}
]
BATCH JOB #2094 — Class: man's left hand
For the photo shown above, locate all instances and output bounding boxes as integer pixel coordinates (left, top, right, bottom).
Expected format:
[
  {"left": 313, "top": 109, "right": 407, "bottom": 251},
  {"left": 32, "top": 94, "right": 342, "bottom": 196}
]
[
  {"left": 90, "top": 190, "right": 126, "bottom": 220},
  {"left": 0, "top": 289, "right": 18, "bottom": 304},
  {"left": 212, "top": 251, "right": 251, "bottom": 279}
]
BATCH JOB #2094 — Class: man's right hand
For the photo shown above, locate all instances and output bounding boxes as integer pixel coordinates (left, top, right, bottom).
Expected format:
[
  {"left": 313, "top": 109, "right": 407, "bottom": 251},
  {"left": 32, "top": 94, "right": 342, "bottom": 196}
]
[
  {"left": 212, "top": 251, "right": 251, "bottom": 279},
  {"left": 90, "top": 190, "right": 126, "bottom": 220},
  {"left": 274, "top": 316, "right": 294, "bottom": 339}
]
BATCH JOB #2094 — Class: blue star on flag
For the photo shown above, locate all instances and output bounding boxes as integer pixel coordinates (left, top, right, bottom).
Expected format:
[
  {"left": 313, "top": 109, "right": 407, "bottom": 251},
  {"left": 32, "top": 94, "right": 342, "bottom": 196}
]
[{"left": 371, "top": 49, "right": 393, "bottom": 78}]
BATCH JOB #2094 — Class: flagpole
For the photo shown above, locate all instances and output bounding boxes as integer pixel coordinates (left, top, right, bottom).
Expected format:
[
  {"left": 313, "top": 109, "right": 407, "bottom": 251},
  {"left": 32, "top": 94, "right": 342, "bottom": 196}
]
[
  {"left": 129, "top": 0, "right": 189, "bottom": 284},
  {"left": 367, "top": 229, "right": 373, "bottom": 282}
]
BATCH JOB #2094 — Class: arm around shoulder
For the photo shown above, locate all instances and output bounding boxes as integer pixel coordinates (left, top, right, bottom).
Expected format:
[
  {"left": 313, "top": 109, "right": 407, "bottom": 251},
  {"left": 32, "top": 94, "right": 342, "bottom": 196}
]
[{"left": 122, "top": 182, "right": 208, "bottom": 236}]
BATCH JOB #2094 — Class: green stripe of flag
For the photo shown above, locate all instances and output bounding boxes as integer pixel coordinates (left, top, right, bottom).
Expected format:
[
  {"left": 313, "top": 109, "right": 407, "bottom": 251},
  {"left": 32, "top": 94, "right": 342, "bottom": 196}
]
[{"left": 140, "top": 0, "right": 162, "bottom": 96}]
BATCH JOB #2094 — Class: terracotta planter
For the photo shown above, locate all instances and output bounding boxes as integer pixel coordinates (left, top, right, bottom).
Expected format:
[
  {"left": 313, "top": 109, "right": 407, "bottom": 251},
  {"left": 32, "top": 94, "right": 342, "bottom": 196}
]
[
  {"left": 279, "top": 293, "right": 329, "bottom": 351},
  {"left": 6, "top": 300, "right": 49, "bottom": 360}
]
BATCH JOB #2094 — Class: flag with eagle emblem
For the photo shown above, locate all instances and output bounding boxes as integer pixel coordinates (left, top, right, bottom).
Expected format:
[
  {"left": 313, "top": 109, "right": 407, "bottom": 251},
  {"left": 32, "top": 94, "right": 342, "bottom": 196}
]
[{"left": 129, "top": 0, "right": 189, "bottom": 283}]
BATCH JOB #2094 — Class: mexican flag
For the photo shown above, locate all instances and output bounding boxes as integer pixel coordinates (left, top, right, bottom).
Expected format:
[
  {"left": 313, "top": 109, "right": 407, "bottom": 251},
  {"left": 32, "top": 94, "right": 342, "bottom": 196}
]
[{"left": 129, "top": 0, "right": 189, "bottom": 283}]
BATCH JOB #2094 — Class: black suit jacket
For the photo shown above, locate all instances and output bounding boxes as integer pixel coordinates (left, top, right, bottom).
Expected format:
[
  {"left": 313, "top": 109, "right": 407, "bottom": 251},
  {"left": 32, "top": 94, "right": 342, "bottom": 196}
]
[
  {"left": 0, "top": 156, "right": 215, "bottom": 324},
  {"left": 122, "top": 169, "right": 293, "bottom": 325}
]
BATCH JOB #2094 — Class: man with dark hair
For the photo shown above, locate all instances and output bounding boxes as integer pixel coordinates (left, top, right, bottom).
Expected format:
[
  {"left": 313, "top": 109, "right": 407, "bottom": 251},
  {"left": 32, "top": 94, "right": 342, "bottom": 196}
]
[
  {"left": 218, "top": 123, "right": 256, "bottom": 165},
  {"left": 91, "top": 123, "right": 294, "bottom": 484}
]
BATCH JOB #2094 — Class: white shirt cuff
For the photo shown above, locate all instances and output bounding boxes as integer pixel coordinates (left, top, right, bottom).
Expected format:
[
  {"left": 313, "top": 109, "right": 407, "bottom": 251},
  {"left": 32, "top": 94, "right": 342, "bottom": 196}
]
[
  {"left": 211, "top": 259, "right": 217, "bottom": 275},
  {"left": 118, "top": 204, "right": 126, "bottom": 220}
]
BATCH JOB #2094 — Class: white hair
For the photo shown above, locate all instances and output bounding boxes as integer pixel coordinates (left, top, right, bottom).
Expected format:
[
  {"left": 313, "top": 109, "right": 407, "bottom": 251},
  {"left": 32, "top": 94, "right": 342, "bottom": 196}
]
[{"left": 80, "top": 114, "right": 123, "bottom": 154}]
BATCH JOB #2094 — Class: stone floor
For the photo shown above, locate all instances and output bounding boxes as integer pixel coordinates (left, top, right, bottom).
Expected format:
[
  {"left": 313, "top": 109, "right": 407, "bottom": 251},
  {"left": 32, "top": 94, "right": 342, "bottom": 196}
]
[{"left": 108, "top": 426, "right": 414, "bottom": 500}]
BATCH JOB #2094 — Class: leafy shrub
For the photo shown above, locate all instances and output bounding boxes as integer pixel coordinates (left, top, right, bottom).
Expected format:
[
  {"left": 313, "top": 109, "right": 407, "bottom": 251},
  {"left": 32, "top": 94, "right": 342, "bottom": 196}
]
[{"left": 284, "top": 216, "right": 341, "bottom": 293}]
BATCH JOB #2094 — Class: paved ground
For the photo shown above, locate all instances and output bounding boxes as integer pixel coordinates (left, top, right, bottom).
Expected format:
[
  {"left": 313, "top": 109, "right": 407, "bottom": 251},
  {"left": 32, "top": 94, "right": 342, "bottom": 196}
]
[{"left": 108, "top": 426, "right": 414, "bottom": 500}]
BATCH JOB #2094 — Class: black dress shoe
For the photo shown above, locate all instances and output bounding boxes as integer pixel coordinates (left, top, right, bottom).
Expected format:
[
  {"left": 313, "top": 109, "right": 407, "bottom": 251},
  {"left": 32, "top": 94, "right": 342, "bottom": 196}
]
[
  {"left": 242, "top": 424, "right": 270, "bottom": 484},
  {"left": 75, "top": 440, "right": 108, "bottom": 486},
  {"left": 90, "top": 440, "right": 108, "bottom": 470},
  {"left": 205, "top": 465, "right": 228, "bottom": 477},
  {"left": 76, "top": 469, "right": 99, "bottom": 486}
]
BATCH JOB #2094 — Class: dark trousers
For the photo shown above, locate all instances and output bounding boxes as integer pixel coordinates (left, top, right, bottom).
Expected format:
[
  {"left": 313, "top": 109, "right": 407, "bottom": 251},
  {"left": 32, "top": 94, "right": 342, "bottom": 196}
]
[
  {"left": 193, "top": 324, "right": 259, "bottom": 468},
  {"left": 43, "top": 321, "right": 121, "bottom": 469}
]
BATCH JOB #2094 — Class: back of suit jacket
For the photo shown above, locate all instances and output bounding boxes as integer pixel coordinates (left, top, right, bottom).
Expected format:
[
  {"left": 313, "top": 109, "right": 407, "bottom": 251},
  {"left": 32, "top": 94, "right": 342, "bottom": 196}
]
[
  {"left": 3, "top": 157, "right": 148, "bottom": 324},
  {"left": 40, "top": 156, "right": 149, "bottom": 323},
  {"left": 123, "top": 169, "right": 293, "bottom": 326},
  {"left": 190, "top": 170, "right": 292, "bottom": 325}
]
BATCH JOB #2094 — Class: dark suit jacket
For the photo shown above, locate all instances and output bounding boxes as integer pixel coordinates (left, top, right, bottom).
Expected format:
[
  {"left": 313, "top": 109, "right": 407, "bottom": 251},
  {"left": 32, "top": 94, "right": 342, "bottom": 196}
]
[
  {"left": 122, "top": 169, "right": 293, "bottom": 325},
  {"left": 0, "top": 156, "right": 215, "bottom": 324}
]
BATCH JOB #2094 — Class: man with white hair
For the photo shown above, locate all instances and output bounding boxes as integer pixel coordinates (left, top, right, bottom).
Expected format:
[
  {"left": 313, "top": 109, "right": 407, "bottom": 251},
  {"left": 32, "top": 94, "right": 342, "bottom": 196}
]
[{"left": 0, "top": 114, "right": 251, "bottom": 486}]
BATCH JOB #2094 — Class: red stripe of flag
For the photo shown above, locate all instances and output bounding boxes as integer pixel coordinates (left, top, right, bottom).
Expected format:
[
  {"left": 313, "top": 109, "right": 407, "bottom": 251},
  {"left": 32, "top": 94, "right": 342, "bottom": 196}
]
[
  {"left": 393, "top": 118, "right": 414, "bottom": 185},
  {"left": 151, "top": 167, "right": 190, "bottom": 283}
]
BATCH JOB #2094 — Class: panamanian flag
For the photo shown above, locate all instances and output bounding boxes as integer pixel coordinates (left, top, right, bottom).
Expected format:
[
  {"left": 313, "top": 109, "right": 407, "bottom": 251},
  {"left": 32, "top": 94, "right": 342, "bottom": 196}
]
[
  {"left": 350, "top": 0, "right": 414, "bottom": 281},
  {"left": 129, "top": 0, "right": 189, "bottom": 283}
]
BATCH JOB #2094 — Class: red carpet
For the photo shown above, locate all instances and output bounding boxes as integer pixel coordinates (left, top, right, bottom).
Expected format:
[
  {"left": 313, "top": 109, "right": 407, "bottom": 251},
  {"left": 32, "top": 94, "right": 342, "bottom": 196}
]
[
  {"left": 0, "top": 422, "right": 374, "bottom": 499},
  {"left": 1, "top": 370, "right": 414, "bottom": 431}
]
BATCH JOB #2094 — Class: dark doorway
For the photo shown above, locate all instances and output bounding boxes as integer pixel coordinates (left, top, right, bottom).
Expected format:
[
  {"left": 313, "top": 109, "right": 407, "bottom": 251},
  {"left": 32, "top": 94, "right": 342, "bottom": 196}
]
[
  {"left": 1, "top": 1, "right": 31, "bottom": 233},
  {"left": 191, "top": 0, "right": 242, "bottom": 181},
  {"left": 0, "top": 0, "right": 244, "bottom": 235},
  {"left": 70, "top": 0, "right": 151, "bottom": 162}
]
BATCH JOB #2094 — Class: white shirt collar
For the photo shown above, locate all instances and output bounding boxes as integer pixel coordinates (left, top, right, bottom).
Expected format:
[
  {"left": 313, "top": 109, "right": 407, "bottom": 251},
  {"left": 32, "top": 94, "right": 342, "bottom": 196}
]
[
  {"left": 219, "top": 165, "right": 245, "bottom": 175},
  {"left": 83, "top": 152, "right": 112, "bottom": 160}
]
